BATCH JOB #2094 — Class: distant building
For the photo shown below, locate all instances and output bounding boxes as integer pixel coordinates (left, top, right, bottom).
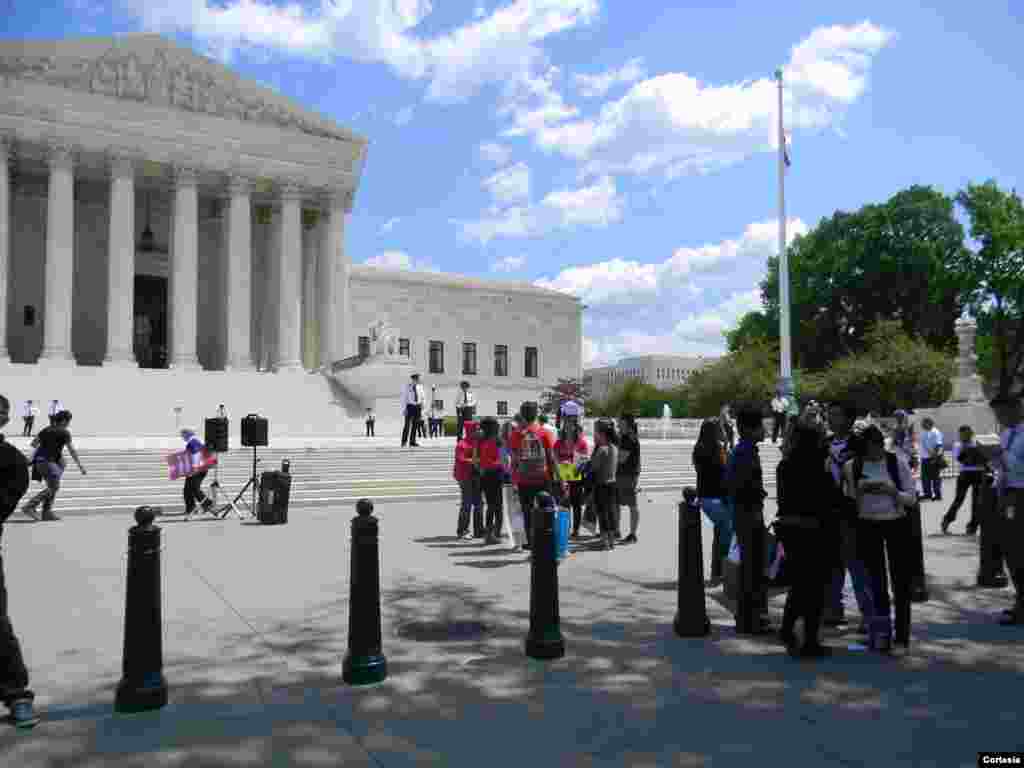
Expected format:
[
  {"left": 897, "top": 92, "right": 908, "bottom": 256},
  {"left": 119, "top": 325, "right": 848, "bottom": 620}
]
[{"left": 584, "top": 354, "right": 717, "bottom": 402}]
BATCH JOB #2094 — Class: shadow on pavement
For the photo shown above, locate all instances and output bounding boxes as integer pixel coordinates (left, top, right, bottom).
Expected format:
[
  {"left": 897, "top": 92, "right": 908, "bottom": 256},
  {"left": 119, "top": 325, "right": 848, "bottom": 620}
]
[{"left": 3, "top": 573, "right": 1022, "bottom": 767}]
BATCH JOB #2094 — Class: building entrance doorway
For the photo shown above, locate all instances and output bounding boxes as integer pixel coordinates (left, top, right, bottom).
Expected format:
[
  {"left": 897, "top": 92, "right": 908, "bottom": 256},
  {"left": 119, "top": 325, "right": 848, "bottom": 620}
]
[{"left": 134, "top": 275, "right": 167, "bottom": 368}]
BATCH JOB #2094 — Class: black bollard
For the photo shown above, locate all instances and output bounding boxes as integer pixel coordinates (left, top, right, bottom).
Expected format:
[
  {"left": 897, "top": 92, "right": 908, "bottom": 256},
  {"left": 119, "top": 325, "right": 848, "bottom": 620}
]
[
  {"left": 977, "top": 474, "right": 1010, "bottom": 587},
  {"left": 908, "top": 500, "right": 930, "bottom": 603},
  {"left": 115, "top": 506, "right": 168, "bottom": 713},
  {"left": 674, "top": 488, "right": 711, "bottom": 637},
  {"left": 343, "top": 499, "right": 388, "bottom": 685},
  {"left": 525, "top": 492, "right": 565, "bottom": 660}
]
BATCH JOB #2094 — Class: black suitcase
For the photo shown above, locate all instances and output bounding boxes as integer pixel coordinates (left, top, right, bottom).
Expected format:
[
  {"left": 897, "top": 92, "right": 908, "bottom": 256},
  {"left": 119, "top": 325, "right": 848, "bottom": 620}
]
[{"left": 257, "top": 471, "right": 291, "bottom": 525}]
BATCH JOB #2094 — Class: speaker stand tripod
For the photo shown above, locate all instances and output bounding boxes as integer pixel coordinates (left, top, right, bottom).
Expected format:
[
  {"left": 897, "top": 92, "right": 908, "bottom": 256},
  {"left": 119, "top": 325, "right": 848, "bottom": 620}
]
[{"left": 217, "top": 446, "right": 259, "bottom": 520}]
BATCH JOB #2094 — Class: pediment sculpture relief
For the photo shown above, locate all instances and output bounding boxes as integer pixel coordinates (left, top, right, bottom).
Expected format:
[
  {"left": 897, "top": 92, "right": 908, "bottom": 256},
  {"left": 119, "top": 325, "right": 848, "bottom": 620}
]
[{"left": 0, "top": 46, "right": 358, "bottom": 149}]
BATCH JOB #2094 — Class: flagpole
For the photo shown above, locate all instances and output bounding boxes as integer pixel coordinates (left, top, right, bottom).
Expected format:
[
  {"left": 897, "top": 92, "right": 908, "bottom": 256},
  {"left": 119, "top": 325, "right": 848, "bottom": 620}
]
[{"left": 775, "top": 67, "right": 792, "bottom": 398}]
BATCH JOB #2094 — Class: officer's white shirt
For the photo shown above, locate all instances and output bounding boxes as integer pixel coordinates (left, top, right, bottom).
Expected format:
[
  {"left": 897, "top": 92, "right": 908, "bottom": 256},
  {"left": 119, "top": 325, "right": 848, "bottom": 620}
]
[
  {"left": 457, "top": 390, "right": 477, "bottom": 409},
  {"left": 771, "top": 397, "right": 786, "bottom": 413},
  {"left": 400, "top": 383, "right": 424, "bottom": 410},
  {"left": 560, "top": 400, "right": 583, "bottom": 418},
  {"left": 23, "top": 402, "right": 37, "bottom": 418},
  {"left": 49, "top": 400, "right": 63, "bottom": 416}
]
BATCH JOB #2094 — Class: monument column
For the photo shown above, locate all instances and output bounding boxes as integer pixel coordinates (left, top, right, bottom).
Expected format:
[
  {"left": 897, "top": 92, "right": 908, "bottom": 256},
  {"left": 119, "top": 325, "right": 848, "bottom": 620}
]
[
  {"left": 274, "top": 183, "right": 303, "bottom": 372},
  {"left": 0, "top": 136, "right": 11, "bottom": 364},
  {"left": 318, "top": 189, "right": 351, "bottom": 366},
  {"left": 301, "top": 208, "right": 319, "bottom": 370},
  {"left": 104, "top": 153, "right": 138, "bottom": 366},
  {"left": 168, "top": 165, "right": 201, "bottom": 370},
  {"left": 223, "top": 175, "right": 254, "bottom": 371},
  {"left": 39, "top": 141, "right": 76, "bottom": 365}
]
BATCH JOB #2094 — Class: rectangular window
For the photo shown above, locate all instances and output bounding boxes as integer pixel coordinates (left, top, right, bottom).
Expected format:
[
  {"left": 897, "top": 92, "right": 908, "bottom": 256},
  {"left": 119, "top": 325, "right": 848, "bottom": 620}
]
[
  {"left": 524, "top": 346, "right": 539, "bottom": 378},
  {"left": 429, "top": 340, "right": 445, "bottom": 374},
  {"left": 358, "top": 336, "right": 370, "bottom": 358},
  {"left": 399, "top": 338, "right": 410, "bottom": 357},
  {"left": 497, "top": 400, "right": 509, "bottom": 416},
  {"left": 462, "top": 342, "right": 477, "bottom": 375},
  {"left": 494, "top": 344, "right": 509, "bottom": 377}
]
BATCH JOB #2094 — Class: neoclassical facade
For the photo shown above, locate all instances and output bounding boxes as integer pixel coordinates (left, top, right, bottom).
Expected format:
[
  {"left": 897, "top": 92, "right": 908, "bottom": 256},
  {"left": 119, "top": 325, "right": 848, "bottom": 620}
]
[{"left": 0, "top": 34, "right": 582, "bottom": 438}]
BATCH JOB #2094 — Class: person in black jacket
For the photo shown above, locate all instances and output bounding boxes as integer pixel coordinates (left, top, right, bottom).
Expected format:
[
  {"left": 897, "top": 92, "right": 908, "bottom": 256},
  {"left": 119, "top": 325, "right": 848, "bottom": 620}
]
[
  {"left": 776, "top": 423, "right": 836, "bottom": 658},
  {"left": 693, "top": 418, "right": 732, "bottom": 583},
  {"left": 616, "top": 414, "right": 641, "bottom": 543},
  {"left": 0, "top": 394, "right": 39, "bottom": 728},
  {"left": 22, "top": 410, "right": 87, "bottom": 522}
]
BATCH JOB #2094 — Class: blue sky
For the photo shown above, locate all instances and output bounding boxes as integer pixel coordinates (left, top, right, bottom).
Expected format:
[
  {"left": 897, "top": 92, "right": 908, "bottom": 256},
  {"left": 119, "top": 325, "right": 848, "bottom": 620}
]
[{"left": 5, "top": 1, "right": 1022, "bottom": 366}]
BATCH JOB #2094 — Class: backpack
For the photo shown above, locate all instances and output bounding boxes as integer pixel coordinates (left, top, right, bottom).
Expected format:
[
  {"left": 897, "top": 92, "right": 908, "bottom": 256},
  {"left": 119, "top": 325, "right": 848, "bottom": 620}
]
[
  {"left": 846, "top": 452, "right": 907, "bottom": 519},
  {"left": 516, "top": 427, "right": 548, "bottom": 486},
  {"left": 0, "top": 442, "right": 31, "bottom": 524}
]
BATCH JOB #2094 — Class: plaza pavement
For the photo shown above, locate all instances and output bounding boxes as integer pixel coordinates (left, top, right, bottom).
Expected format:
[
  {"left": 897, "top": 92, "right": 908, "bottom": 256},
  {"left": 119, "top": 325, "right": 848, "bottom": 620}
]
[{"left": 0, "top": 480, "right": 1021, "bottom": 767}]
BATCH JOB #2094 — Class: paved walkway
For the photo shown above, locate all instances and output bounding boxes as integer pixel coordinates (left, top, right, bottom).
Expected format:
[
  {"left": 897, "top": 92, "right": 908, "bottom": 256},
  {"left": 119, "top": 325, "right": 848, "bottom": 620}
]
[{"left": 1, "top": 482, "right": 1021, "bottom": 767}]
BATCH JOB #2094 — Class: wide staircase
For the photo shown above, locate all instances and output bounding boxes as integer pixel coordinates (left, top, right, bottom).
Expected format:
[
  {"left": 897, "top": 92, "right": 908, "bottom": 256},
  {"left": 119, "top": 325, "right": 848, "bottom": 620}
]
[{"left": 22, "top": 440, "right": 789, "bottom": 518}]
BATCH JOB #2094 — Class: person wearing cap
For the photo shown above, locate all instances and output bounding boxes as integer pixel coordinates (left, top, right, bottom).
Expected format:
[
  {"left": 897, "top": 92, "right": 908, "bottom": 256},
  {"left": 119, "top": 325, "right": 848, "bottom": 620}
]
[
  {"left": 991, "top": 393, "right": 1024, "bottom": 625},
  {"left": 455, "top": 381, "right": 477, "bottom": 441},
  {"left": 400, "top": 373, "right": 424, "bottom": 448}
]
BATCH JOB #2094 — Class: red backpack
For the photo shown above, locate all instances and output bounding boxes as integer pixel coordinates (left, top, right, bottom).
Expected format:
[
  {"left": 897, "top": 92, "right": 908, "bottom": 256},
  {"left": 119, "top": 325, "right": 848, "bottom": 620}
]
[{"left": 516, "top": 427, "right": 548, "bottom": 486}]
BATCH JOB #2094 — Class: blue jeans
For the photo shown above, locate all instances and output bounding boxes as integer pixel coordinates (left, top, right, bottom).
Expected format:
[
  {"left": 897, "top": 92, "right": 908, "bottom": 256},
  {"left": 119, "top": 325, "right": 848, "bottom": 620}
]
[
  {"left": 457, "top": 477, "right": 483, "bottom": 536},
  {"left": 828, "top": 518, "right": 874, "bottom": 622},
  {"left": 701, "top": 497, "right": 734, "bottom": 567}
]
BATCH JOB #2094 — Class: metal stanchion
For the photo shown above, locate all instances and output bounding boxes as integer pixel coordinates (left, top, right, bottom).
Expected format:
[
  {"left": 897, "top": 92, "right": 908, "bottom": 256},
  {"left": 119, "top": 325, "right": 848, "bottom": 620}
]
[
  {"left": 525, "top": 492, "right": 565, "bottom": 660},
  {"left": 115, "top": 506, "right": 168, "bottom": 713},
  {"left": 343, "top": 499, "right": 388, "bottom": 685},
  {"left": 674, "top": 488, "right": 711, "bottom": 637}
]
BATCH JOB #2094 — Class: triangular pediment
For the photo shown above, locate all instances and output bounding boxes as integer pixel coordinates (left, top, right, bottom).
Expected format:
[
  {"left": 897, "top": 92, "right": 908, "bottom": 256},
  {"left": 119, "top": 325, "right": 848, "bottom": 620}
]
[{"left": 0, "top": 34, "right": 366, "bottom": 147}]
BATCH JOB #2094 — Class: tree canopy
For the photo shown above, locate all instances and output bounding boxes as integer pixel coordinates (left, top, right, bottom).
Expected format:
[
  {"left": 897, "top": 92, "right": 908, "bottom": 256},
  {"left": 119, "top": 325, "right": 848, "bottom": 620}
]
[
  {"left": 741, "top": 185, "right": 966, "bottom": 370},
  {"left": 953, "top": 181, "right": 1024, "bottom": 400}
]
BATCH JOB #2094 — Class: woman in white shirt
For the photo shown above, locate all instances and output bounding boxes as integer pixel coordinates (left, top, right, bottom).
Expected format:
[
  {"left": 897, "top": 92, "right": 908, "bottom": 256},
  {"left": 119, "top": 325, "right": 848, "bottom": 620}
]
[{"left": 845, "top": 425, "right": 917, "bottom": 653}]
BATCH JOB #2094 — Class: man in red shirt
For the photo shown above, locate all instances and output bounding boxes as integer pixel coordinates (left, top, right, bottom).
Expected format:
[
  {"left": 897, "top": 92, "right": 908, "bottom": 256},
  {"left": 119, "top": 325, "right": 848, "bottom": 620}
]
[{"left": 508, "top": 401, "right": 559, "bottom": 550}]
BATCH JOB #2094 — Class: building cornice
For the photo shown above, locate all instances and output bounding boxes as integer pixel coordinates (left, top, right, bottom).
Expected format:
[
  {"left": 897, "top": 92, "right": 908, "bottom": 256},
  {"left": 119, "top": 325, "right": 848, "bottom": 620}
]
[{"left": 350, "top": 265, "right": 580, "bottom": 304}]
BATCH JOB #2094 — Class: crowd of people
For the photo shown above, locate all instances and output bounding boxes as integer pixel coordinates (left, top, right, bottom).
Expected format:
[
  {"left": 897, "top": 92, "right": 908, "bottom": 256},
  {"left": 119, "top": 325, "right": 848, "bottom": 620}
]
[
  {"left": 694, "top": 393, "right": 1024, "bottom": 659},
  {"left": 450, "top": 401, "right": 642, "bottom": 551}
]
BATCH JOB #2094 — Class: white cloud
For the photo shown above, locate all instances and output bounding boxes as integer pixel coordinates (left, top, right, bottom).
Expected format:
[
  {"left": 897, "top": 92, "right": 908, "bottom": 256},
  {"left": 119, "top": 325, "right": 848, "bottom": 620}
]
[
  {"left": 363, "top": 250, "right": 437, "bottom": 271},
  {"left": 393, "top": 105, "right": 415, "bottom": 125},
  {"left": 380, "top": 217, "right": 401, "bottom": 234},
  {"left": 458, "top": 175, "right": 624, "bottom": 244},
  {"left": 478, "top": 142, "right": 512, "bottom": 166},
  {"left": 483, "top": 161, "right": 532, "bottom": 205},
  {"left": 573, "top": 57, "right": 646, "bottom": 99},
  {"left": 508, "top": 21, "right": 894, "bottom": 178},
  {"left": 540, "top": 218, "right": 808, "bottom": 362},
  {"left": 121, "top": 0, "right": 599, "bottom": 104},
  {"left": 492, "top": 255, "right": 528, "bottom": 272},
  {"left": 537, "top": 217, "right": 807, "bottom": 306}
]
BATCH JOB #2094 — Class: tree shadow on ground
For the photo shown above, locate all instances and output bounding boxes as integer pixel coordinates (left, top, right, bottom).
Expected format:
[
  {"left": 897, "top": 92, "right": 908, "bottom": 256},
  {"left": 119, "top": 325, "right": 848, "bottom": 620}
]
[{"left": 4, "top": 571, "right": 1023, "bottom": 768}]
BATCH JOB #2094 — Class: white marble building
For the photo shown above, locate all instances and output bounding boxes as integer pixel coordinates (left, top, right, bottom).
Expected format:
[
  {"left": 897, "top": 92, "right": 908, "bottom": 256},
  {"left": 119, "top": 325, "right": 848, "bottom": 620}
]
[
  {"left": 0, "top": 34, "right": 581, "bottom": 439},
  {"left": 585, "top": 354, "right": 715, "bottom": 402}
]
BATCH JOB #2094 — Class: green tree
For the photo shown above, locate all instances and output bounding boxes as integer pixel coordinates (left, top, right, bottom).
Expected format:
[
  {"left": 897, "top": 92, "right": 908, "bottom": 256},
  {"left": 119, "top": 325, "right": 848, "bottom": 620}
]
[
  {"left": 686, "top": 342, "right": 780, "bottom": 417},
  {"left": 760, "top": 185, "right": 966, "bottom": 371},
  {"left": 725, "top": 310, "right": 777, "bottom": 352},
  {"left": 953, "top": 181, "right": 1024, "bottom": 400},
  {"left": 811, "top": 320, "right": 954, "bottom": 415}
]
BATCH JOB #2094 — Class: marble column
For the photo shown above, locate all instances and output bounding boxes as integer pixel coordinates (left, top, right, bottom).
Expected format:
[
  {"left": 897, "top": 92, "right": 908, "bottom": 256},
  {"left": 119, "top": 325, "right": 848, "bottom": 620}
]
[
  {"left": 39, "top": 141, "right": 76, "bottom": 365},
  {"left": 223, "top": 175, "right": 254, "bottom": 371},
  {"left": 0, "top": 136, "right": 10, "bottom": 364},
  {"left": 104, "top": 153, "right": 137, "bottom": 366},
  {"left": 301, "top": 209, "right": 319, "bottom": 370},
  {"left": 318, "top": 189, "right": 350, "bottom": 366},
  {"left": 275, "top": 183, "right": 303, "bottom": 372},
  {"left": 168, "top": 165, "right": 201, "bottom": 370}
]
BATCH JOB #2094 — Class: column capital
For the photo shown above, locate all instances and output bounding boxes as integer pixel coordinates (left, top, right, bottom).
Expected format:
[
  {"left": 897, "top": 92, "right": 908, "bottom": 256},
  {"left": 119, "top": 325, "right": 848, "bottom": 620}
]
[
  {"left": 226, "top": 173, "right": 253, "bottom": 196},
  {"left": 320, "top": 187, "right": 353, "bottom": 213},
  {"left": 278, "top": 181, "right": 305, "bottom": 202},
  {"left": 172, "top": 164, "right": 200, "bottom": 187},
  {"left": 45, "top": 139, "right": 76, "bottom": 169},
  {"left": 106, "top": 150, "right": 140, "bottom": 181}
]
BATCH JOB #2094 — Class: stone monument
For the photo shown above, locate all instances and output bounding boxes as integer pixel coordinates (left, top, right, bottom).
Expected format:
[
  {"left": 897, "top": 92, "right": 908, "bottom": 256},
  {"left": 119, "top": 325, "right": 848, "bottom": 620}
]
[{"left": 915, "top": 316, "right": 998, "bottom": 444}]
